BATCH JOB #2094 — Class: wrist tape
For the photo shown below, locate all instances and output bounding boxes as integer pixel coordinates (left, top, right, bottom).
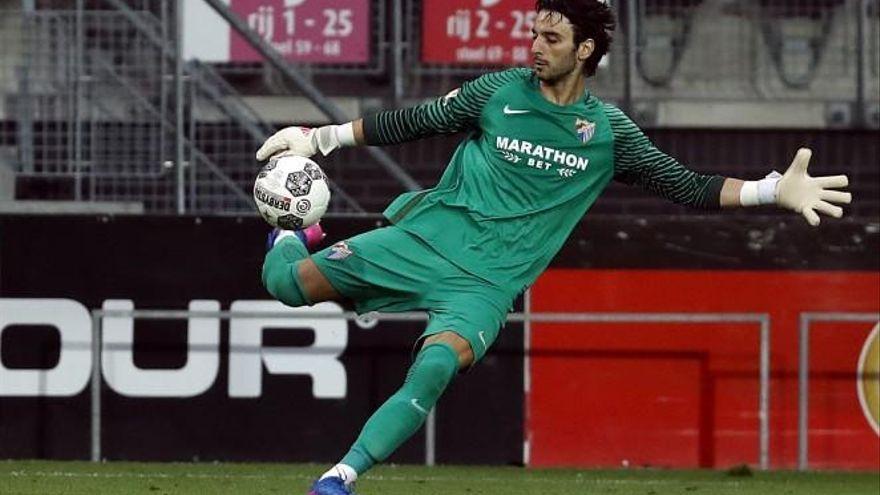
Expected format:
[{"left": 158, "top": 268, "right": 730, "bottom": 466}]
[{"left": 740, "top": 171, "right": 782, "bottom": 206}]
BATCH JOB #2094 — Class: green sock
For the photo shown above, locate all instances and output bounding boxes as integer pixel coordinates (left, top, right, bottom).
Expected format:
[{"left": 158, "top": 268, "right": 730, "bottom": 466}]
[{"left": 340, "top": 343, "right": 459, "bottom": 474}]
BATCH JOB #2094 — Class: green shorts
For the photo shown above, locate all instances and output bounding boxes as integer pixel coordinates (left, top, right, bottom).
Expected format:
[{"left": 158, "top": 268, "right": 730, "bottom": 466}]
[{"left": 311, "top": 226, "right": 514, "bottom": 362}]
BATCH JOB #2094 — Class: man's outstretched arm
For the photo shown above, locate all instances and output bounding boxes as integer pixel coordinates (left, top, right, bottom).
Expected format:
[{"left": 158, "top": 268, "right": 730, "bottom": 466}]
[
  {"left": 606, "top": 104, "right": 851, "bottom": 226},
  {"left": 255, "top": 69, "right": 531, "bottom": 161},
  {"left": 718, "top": 148, "right": 851, "bottom": 225}
]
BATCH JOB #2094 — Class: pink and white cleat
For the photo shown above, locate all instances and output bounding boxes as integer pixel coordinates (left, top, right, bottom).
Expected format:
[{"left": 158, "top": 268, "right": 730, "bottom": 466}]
[
  {"left": 295, "top": 222, "right": 326, "bottom": 250},
  {"left": 266, "top": 222, "right": 326, "bottom": 252}
]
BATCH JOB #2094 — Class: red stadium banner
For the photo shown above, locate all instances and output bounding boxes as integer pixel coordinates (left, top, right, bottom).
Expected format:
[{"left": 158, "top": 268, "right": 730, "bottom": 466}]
[
  {"left": 528, "top": 270, "right": 880, "bottom": 470},
  {"left": 421, "top": 0, "right": 537, "bottom": 65},
  {"left": 229, "top": 0, "right": 370, "bottom": 63}
]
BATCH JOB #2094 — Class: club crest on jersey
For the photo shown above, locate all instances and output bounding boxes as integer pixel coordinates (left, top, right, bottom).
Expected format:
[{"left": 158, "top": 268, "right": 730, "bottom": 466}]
[
  {"left": 576, "top": 118, "right": 596, "bottom": 144},
  {"left": 326, "top": 241, "right": 353, "bottom": 261}
]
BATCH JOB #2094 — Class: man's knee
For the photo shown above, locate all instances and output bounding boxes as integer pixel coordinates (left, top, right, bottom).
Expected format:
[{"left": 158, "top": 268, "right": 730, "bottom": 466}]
[
  {"left": 423, "top": 331, "right": 475, "bottom": 370},
  {"left": 262, "top": 248, "right": 309, "bottom": 307},
  {"left": 262, "top": 249, "right": 340, "bottom": 306}
]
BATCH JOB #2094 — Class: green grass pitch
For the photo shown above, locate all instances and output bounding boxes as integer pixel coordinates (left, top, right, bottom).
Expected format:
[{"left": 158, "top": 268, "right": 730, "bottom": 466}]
[{"left": 1, "top": 460, "right": 878, "bottom": 494}]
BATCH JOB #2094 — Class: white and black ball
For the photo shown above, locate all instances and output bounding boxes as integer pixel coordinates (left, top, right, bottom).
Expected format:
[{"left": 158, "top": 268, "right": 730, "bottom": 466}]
[{"left": 253, "top": 155, "right": 330, "bottom": 229}]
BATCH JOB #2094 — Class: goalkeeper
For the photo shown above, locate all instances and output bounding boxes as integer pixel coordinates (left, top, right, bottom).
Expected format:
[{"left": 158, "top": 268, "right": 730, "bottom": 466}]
[{"left": 256, "top": 1, "right": 851, "bottom": 494}]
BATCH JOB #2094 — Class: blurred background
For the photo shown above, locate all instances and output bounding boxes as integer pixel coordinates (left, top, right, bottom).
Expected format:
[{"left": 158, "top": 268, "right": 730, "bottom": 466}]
[
  {"left": 0, "top": 0, "right": 878, "bottom": 475},
  {"left": 0, "top": 0, "right": 878, "bottom": 215}
]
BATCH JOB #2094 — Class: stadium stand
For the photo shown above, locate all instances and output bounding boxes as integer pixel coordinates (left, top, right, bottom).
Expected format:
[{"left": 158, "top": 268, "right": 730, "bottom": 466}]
[
  {"left": 0, "top": 0, "right": 876, "bottom": 217},
  {"left": 635, "top": 0, "right": 703, "bottom": 86}
]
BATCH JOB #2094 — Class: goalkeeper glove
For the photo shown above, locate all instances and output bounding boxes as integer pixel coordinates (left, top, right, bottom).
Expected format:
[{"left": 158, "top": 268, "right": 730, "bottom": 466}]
[
  {"left": 740, "top": 148, "right": 852, "bottom": 226},
  {"left": 777, "top": 148, "right": 851, "bottom": 226},
  {"left": 255, "top": 123, "right": 356, "bottom": 161}
]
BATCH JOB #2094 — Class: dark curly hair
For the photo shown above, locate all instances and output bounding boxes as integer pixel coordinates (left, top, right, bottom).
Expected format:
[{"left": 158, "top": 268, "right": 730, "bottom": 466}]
[{"left": 534, "top": 0, "right": 616, "bottom": 76}]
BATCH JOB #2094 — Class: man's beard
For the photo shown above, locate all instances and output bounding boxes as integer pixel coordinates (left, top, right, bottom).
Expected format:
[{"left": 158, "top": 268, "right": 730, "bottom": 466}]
[
  {"left": 534, "top": 52, "right": 579, "bottom": 84},
  {"left": 535, "top": 62, "right": 578, "bottom": 84}
]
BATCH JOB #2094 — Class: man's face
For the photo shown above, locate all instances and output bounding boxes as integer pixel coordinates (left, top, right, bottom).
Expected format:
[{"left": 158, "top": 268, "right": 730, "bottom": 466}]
[{"left": 531, "top": 10, "right": 590, "bottom": 82}]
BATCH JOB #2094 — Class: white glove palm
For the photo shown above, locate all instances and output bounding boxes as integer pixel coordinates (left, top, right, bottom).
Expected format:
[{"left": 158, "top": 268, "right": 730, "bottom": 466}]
[
  {"left": 777, "top": 148, "right": 851, "bottom": 226},
  {"left": 255, "top": 126, "right": 341, "bottom": 161}
]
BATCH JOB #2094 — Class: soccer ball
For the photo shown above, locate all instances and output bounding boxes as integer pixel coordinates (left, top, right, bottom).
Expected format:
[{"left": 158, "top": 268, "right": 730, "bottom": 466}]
[{"left": 253, "top": 154, "right": 330, "bottom": 229}]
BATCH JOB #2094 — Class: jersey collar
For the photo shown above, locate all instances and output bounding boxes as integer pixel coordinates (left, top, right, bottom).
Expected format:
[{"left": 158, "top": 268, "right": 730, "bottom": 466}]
[{"left": 526, "top": 71, "right": 593, "bottom": 113}]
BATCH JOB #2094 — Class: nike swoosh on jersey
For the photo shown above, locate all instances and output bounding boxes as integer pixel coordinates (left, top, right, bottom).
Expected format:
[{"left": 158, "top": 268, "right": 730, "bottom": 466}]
[{"left": 503, "top": 104, "right": 530, "bottom": 115}]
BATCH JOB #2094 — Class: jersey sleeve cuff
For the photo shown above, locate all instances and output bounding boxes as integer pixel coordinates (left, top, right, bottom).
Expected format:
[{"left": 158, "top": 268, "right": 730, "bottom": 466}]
[
  {"left": 362, "top": 113, "right": 383, "bottom": 145},
  {"left": 701, "top": 175, "right": 726, "bottom": 210}
]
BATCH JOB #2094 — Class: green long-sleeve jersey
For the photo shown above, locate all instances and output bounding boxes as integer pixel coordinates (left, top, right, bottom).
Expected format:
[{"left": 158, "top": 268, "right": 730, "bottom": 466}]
[{"left": 363, "top": 68, "right": 724, "bottom": 293}]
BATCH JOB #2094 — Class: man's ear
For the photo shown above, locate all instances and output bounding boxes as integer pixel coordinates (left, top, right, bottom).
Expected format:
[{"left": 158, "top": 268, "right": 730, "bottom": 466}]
[{"left": 578, "top": 39, "right": 595, "bottom": 62}]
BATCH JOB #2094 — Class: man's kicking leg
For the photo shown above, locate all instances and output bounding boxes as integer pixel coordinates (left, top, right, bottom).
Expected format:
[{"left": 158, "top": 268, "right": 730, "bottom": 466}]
[
  {"left": 309, "top": 331, "right": 473, "bottom": 495},
  {"left": 262, "top": 226, "right": 339, "bottom": 306},
  {"left": 262, "top": 226, "right": 463, "bottom": 494}
]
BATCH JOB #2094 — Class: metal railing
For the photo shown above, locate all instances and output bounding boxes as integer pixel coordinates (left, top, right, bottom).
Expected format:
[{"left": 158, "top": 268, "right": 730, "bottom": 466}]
[
  {"left": 87, "top": 305, "right": 772, "bottom": 470},
  {"left": 797, "top": 312, "right": 880, "bottom": 471},
  {"left": 0, "top": 4, "right": 385, "bottom": 213},
  {"left": 520, "top": 307, "right": 772, "bottom": 470}
]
